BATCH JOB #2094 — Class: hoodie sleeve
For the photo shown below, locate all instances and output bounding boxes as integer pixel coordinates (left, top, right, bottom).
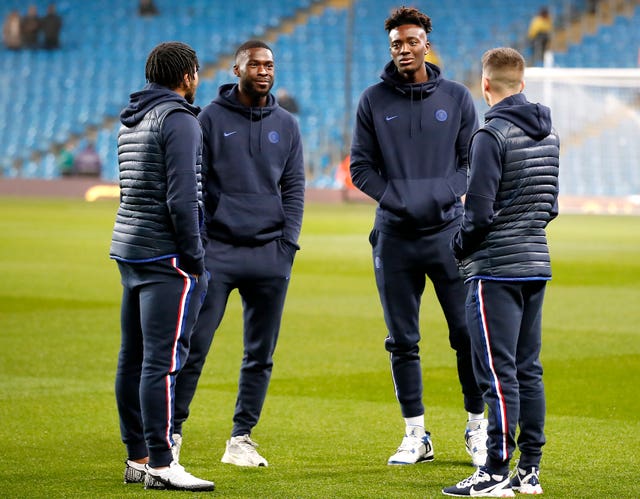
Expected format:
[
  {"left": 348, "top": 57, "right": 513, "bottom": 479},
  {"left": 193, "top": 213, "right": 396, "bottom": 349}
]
[
  {"left": 455, "top": 88, "right": 479, "bottom": 178},
  {"left": 162, "top": 110, "right": 205, "bottom": 275},
  {"left": 349, "top": 92, "right": 387, "bottom": 201},
  {"left": 453, "top": 129, "right": 502, "bottom": 259},
  {"left": 281, "top": 120, "right": 305, "bottom": 245}
]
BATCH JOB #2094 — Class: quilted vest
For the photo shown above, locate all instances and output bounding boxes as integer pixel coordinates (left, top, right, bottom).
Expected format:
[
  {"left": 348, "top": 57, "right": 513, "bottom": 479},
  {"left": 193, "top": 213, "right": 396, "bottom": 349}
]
[{"left": 460, "top": 117, "right": 559, "bottom": 280}]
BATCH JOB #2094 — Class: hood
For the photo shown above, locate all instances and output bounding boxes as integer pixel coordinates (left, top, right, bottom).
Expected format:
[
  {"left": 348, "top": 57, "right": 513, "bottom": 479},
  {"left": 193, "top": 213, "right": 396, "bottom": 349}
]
[
  {"left": 213, "top": 83, "right": 277, "bottom": 118},
  {"left": 380, "top": 60, "right": 441, "bottom": 99},
  {"left": 380, "top": 61, "right": 441, "bottom": 137},
  {"left": 485, "top": 93, "right": 552, "bottom": 140},
  {"left": 213, "top": 83, "right": 278, "bottom": 156},
  {"left": 120, "top": 82, "right": 200, "bottom": 127}
]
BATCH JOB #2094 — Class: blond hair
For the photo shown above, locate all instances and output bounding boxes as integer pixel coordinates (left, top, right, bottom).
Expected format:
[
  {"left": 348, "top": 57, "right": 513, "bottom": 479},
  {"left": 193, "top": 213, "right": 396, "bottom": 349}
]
[{"left": 482, "top": 47, "right": 525, "bottom": 94}]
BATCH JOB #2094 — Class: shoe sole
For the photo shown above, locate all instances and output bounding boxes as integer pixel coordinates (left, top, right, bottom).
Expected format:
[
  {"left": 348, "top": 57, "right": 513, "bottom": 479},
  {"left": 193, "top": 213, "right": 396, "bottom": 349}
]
[
  {"left": 512, "top": 485, "right": 543, "bottom": 495},
  {"left": 221, "top": 454, "right": 268, "bottom": 467},
  {"left": 145, "top": 478, "right": 215, "bottom": 492},
  {"left": 442, "top": 491, "right": 514, "bottom": 498},
  {"left": 387, "top": 454, "right": 435, "bottom": 465}
]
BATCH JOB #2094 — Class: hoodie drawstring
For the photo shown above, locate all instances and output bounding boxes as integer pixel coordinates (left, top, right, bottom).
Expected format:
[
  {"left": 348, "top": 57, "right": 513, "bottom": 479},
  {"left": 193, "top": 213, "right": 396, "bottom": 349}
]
[
  {"left": 248, "top": 107, "right": 265, "bottom": 157},
  {"left": 419, "top": 84, "right": 424, "bottom": 133},
  {"left": 259, "top": 108, "right": 264, "bottom": 153},
  {"left": 249, "top": 107, "right": 254, "bottom": 157},
  {"left": 408, "top": 86, "right": 425, "bottom": 138},
  {"left": 409, "top": 89, "right": 414, "bottom": 138}
]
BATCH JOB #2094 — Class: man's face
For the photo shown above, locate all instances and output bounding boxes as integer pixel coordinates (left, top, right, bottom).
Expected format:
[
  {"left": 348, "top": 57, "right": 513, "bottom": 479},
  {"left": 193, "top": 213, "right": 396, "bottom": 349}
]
[
  {"left": 183, "top": 68, "right": 199, "bottom": 104},
  {"left": 234, "top": 47, "right": 275, "bottom": 100},
  {"left": 389, "top": 24, "right": 429, "bottom": 81}
]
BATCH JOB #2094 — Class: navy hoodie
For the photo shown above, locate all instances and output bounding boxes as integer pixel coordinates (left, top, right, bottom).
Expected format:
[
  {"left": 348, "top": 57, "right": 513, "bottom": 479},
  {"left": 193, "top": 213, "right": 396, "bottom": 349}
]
[
  {"left": 455, "top": 92, "right": 557, "bottom": 256},
  {"left": 350, "top": 61, "right": 478, "bottom": 235},
  {"left": 114, "top": 82, "right": 205, "bottom": 275},
  {"left": 197, "top": 83, "right": 305, "bottom": 247}
]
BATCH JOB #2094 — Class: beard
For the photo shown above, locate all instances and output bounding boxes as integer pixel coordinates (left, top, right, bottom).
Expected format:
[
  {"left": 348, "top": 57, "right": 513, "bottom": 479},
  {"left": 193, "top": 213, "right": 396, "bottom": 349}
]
[
  {"left": 246, "top": 79, "right": 273, "bottom": 100},
  {"left": 184, "top": 80, "right": 197, "bottom": 104}
]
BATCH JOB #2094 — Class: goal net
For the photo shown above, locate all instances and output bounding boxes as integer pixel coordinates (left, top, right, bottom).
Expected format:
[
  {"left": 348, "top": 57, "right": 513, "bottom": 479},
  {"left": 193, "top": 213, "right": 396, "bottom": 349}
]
[{"left": 524, "top": 67, "right": 640, "bottom": 214}]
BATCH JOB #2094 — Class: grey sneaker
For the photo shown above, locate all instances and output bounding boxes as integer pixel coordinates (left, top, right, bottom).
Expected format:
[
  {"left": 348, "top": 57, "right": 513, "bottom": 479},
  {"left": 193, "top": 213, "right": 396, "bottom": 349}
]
[
  {"left": 387, "top": 426, "right": 435, "bottom": 465},
  {"left": 510, "top": 465, "right": 543, "bottom": 495},
  {"left": 171, "top": 433, "right": 182, "bottom": 463},
  {"left": 221, "top": 435, "right": 268, "bottom": 467},
  {"left": 144, "top": 461, "right": 215, "bottom": 492},
  {"left": 465, "top": 418, "right": 488, "bottom": 467},
  {"left": 123, "top": 460, "right": 146, "bottom": 484}
]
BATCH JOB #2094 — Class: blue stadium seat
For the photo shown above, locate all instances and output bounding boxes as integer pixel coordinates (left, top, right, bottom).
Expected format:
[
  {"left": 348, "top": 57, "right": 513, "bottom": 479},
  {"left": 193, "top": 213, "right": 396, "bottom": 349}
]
[{"left": 1, "top": 0, "right": 636, "bottom": 198}]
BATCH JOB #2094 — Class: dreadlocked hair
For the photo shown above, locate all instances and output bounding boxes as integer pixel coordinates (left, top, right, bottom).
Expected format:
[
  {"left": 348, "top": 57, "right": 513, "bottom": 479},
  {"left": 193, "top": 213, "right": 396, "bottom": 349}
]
[
  {"left": 234, "top": 39, "right": 273, "bottom": 61},
  {"left": 145, "top": 41, "right": 199, "bottom": 89},
  {"left": 384, "top": 6, "right": 432, "bottom": 34}
]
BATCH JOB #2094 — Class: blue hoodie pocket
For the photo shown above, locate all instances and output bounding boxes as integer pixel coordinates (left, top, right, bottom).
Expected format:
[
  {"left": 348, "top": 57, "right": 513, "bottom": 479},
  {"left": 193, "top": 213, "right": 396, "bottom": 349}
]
[
  {"left": 380, "top": 177, "right": 460, "bottom": 226},
  {"left": 210, "top": 192, "right": 285, "bottom": 243}
]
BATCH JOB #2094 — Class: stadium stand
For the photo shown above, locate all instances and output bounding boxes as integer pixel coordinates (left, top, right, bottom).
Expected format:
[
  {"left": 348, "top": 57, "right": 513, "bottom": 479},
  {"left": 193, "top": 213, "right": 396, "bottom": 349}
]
[{"left": 1, "top": 0, "right": 639, "bottom": 199}]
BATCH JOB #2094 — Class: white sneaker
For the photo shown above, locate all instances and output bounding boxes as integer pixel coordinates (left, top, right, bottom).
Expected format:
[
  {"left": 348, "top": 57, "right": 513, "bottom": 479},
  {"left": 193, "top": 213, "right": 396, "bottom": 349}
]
[
  {"left": 221, "top": 434, "right": 268, "bottom": 467},
  {"left": 144, "top": 461, "right": 215, "bottom": 492},
  {"left": 123, "top": 459, "right": 146, "bottom": 484},
  {"left": 387, "top": 425, "right": 435, "bottom": 465},
  {"left": 171, "top": 433, "right": 182, "bottom": 463},
  {"left": 465, "top": 418, "right": 488, "bottom": 467}
]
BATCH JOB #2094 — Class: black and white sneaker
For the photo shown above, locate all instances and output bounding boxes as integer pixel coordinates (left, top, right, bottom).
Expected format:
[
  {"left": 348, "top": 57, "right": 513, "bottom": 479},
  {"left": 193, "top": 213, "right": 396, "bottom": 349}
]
[
  {"left": 144, "top": 461, "right": 215, "bottom": 492},
  {"left": 443, "top": 466, "right": 514, "bottom": 497},
  {"left": 510, "top": 465, "right": 543, "bottom": 495},
  {"left": 123, "top": 460, "right": 146, "bottom": 484}
]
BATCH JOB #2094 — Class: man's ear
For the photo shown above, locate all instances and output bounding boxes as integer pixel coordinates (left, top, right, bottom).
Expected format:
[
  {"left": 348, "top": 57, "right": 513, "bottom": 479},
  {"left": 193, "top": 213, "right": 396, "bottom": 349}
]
[
  {"left": 232, "top": 64, "right": 240, "bottom": 77},
  {"left": 482, "top": 76, "right": 491, "bottom": 94},
  {"left": 520, "top": 80, "right": 526, "bottom": 93}
]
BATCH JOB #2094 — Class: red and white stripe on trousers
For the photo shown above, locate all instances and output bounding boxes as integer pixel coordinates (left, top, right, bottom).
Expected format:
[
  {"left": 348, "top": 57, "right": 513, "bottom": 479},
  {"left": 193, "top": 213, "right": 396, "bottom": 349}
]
[
  {"left": 477, "top": 280, "right": 509, "bottom": 461},
  {"left": 162, "top": 258, "right": 193, "bottom": 448}
]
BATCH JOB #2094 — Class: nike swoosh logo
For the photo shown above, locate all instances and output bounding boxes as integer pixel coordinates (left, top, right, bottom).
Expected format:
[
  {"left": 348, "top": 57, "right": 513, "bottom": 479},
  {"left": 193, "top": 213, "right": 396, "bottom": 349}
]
[
  {"left": 385, "top": 115, "right": 398, "bottom": 121},
  {"left": 223, "top": 131, "right": 237, "bottom": 137},
  {"left": 470, "top": 483, "right": 505, "bottom": 494}
]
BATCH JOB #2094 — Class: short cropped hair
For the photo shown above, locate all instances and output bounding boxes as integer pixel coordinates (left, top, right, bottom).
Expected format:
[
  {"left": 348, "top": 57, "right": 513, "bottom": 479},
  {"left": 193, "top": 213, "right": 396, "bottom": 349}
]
[
  {"left": 384, "top": 6, "right": 432, "bottom": 34},
  {"left": 145, "top": 41, "right": 199, "bottom": 89},
  {"left": 482, "top": 47, "right": 525, "bottom": 93},
  {"left": 234, "top": 40, "right": 273, "bottom": 61}
]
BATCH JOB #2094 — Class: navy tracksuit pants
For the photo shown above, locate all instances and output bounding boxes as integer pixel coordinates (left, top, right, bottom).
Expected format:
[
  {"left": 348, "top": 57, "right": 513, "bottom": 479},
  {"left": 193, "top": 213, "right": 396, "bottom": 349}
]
[
  {"left": 466, "top": 279, "right": 547, "bottom": 475},
  {"left": 370, "top": 225, "right": 484, "bottom": 419},
  {"left": 174, "top": 237, "right": 294, "bottom": 437},
  {"left": 115, "top": 258, "right": 207, "bottom": 468}
]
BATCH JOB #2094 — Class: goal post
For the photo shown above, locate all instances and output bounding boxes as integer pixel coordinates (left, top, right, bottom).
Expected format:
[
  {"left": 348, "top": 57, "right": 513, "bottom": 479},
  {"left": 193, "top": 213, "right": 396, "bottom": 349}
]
[{"left": 523, "top": 67, "right": 640, "bottom": 214}]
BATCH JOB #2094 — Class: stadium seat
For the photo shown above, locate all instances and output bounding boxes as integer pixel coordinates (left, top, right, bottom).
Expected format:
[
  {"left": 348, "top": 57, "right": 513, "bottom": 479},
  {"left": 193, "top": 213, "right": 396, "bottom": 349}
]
[{"left": 2, "top": 0, "right": 636, "bottom": 198}]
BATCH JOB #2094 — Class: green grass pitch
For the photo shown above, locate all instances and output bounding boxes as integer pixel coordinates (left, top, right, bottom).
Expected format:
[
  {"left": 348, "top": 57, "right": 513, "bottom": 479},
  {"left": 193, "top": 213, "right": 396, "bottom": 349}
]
[{"left": 0, "top": 197, "right": 639, "bottom": 498}]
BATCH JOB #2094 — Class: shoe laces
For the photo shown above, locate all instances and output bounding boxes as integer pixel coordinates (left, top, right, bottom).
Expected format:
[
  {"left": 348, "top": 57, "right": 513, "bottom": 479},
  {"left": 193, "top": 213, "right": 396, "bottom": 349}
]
[
  {"left": 234, "top": 435, "right": 260, "bottom": 451},
  {"left": 166, "top": 461, "right": 187, "bottom": 474},
  {"left": 172, "top": 462, "right": 186, "bottom": 473},
  {"left": 457, "top": 467, "right": 490, "bottom": 487},
  {"left": 518, "top": 466, "right": 540, "bottom": 485},
  {"left": 396, "top": 434, "right": 424, "bottom": 453},
  {"left": 509, "top": 459, "right": 540, "bottom": 485},
  {"left": 466, "top": 427, "right": 487, "bottom": 451},
  {"left": 525, "top": 470, "right": 540, "bottom": 486},
  {"left": 508, "top": 459, "right": 520, "bottom": 479}
]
